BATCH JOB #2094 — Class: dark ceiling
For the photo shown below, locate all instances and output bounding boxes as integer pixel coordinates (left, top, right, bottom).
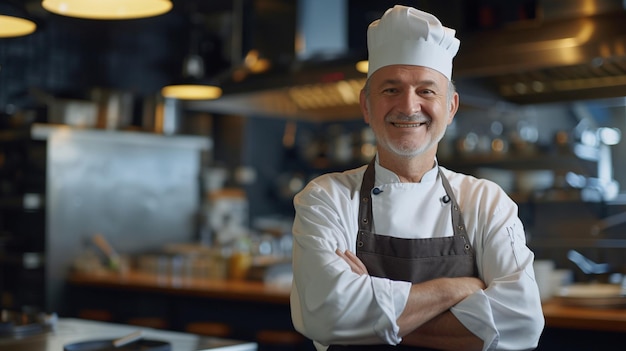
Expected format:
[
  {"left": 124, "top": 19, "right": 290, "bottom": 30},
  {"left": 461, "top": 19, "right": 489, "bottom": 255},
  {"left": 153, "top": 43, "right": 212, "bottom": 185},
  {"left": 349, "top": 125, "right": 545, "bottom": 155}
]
[{"left": 9, "top": 0, "right": 616, "bottom": 117}]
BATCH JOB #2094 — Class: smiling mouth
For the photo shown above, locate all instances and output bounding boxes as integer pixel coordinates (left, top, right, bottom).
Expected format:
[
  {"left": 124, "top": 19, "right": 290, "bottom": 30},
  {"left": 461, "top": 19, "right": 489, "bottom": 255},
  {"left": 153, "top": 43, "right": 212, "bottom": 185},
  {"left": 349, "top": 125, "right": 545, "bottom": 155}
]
[{"left": 391, "top": 121, "right": 429, "bottom": 128}]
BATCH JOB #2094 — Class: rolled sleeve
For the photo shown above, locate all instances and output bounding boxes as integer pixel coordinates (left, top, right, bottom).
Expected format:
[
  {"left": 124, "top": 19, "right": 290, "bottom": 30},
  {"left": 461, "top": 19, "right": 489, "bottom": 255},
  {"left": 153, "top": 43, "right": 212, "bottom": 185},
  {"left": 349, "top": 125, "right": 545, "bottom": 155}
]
[
  {"left": 453, "top": 268, "right": 545, "bottom": 351},
  {"left": 451, "top": 290, "right": 498, "bottom": 351},
  {"left": 372, "top": 278, "right": 411, "bottom": 344}
]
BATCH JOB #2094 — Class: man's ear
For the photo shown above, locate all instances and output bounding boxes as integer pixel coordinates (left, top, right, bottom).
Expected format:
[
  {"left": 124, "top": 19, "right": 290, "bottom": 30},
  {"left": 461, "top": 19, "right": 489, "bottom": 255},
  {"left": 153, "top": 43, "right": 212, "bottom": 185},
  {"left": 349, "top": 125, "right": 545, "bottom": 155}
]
[{"left": 448, "top": 92, "right": 459, "bottom": 125}]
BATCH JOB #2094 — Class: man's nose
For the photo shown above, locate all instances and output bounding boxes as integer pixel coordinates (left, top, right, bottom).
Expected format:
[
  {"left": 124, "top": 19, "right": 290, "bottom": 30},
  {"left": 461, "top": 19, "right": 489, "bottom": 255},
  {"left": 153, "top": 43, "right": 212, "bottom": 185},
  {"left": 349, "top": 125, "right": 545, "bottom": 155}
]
[{"left": 398, "top": 91, "right": 422, "bottom": 115}]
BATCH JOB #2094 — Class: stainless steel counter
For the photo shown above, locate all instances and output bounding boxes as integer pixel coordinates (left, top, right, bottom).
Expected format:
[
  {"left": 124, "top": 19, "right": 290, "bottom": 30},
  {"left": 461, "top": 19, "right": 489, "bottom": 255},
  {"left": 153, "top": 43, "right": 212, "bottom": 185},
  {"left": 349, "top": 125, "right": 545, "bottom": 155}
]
[{"left": 0, "top": 318, "right": 257, "bottom": 351}]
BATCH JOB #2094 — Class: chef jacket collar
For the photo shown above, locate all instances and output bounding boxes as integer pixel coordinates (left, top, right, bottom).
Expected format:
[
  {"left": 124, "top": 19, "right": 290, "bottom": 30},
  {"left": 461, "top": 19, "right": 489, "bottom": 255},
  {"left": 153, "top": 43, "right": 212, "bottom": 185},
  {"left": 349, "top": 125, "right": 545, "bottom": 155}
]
[{"left": 373, "top": 155, "right": 440, "bottom": 184}]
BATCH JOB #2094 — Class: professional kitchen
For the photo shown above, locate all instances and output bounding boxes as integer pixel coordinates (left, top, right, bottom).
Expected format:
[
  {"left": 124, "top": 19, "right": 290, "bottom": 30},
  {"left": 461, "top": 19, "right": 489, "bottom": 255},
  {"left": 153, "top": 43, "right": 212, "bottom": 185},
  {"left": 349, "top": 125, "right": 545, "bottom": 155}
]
[{"left": 1, "top": 0, "right": 625, "bottom": 350}]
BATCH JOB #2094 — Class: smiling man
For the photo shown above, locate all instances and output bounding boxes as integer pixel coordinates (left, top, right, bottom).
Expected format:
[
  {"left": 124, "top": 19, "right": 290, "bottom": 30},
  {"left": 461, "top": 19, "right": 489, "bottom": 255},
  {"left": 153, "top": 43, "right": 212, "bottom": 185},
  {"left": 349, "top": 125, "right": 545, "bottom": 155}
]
[{"left": 290, "top": 5, "right": 545, "bottom": 351}]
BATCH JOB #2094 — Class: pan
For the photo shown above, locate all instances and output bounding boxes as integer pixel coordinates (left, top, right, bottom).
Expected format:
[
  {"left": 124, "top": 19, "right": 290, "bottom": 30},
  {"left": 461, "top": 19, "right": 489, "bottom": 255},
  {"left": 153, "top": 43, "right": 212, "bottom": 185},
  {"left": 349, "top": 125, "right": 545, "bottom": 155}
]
[{"left": 64, "top": 339, "right": 171, "bottom": 351}]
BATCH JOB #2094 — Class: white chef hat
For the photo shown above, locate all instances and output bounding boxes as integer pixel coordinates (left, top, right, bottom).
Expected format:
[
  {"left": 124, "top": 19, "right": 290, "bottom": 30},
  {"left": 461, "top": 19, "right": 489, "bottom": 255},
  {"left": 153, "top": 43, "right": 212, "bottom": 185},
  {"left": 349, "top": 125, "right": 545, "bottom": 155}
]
[{"left": 366, "top": 5, "right": 460, "bottom": 80}]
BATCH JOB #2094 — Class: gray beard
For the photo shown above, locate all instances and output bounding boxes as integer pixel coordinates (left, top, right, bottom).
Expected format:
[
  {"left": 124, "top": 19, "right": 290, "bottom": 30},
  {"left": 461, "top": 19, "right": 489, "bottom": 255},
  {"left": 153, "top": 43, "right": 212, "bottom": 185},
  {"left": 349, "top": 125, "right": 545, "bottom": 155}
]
[{"left": 383, "top": 124, "right": 447, "bottom": 158}]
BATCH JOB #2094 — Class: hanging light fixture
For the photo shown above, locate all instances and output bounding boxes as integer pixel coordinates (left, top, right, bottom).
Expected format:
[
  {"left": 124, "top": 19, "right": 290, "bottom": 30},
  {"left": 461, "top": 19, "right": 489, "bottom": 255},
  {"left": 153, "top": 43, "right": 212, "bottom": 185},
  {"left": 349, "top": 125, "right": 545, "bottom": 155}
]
[
  {"left": 355, "top": 60, "right": 368, "bottom": 74},
  {"left": 41, "top": 0, "right": 172, "bottom": 20},
  {"left": 161, "top": 52, "right": 223, "bottom": 100},
  {"left": 161, "top": 14, "right": 222, "bottom": 101},
  {"left": 0, "top": 1, "right": 37, "bottom": 38},
  {"left": 161, "top": 54, "right": 223, "bottom": 100}
]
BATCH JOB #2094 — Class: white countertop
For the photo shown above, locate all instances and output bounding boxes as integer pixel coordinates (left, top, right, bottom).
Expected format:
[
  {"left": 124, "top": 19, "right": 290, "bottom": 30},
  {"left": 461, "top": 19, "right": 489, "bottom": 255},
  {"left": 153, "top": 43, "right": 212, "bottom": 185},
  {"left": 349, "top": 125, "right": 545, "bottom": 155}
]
[{"left": 0, "top": 318, "right": 257, "bottom": 351}]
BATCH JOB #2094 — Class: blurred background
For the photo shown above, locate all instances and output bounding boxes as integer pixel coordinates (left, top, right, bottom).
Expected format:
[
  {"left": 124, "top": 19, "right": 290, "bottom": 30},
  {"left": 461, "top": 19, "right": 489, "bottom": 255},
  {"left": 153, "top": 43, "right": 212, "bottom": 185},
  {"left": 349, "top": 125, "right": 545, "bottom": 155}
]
[{"left": 1, "top": 0, "right": 626, "bottom": 350}]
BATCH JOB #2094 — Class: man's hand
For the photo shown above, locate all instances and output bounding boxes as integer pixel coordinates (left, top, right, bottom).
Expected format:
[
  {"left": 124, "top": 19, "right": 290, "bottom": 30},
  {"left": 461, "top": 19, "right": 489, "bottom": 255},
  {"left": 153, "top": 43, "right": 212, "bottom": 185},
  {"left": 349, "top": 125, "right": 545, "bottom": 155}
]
[{"left": 336, "top": 249, "right": 369, "bottom": 275}]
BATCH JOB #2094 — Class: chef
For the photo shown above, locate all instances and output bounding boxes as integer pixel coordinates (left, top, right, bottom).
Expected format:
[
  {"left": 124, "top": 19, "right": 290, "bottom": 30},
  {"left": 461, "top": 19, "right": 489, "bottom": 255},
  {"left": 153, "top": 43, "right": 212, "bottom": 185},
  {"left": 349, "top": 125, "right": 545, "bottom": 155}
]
[{"left": 290, "top": 5, "right": 544, "bottom": 351}]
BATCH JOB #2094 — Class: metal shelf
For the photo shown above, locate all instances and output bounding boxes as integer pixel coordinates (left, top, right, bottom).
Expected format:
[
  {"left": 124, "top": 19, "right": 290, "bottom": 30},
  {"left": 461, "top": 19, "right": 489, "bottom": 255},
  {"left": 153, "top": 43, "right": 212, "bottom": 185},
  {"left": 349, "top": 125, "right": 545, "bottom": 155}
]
[{"left": 441, "top": 152, "right": 594, "bottom": 173}]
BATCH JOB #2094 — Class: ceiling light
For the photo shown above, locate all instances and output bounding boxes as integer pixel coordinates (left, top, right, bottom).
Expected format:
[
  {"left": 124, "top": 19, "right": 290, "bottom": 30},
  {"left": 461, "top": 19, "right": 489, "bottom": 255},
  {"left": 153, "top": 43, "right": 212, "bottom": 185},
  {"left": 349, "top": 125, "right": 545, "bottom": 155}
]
[
  {"left": 42, "top": 0, "right": 172, "bottom": 20},
  {"left": 0, "top": 2, "right": 37, "bottom": 38},
  {"left": 161, "top": 54, "right": 223, "bottom": 100},
  {"left": 161, "top": 84, "right": 222, "bottom": 100},
  {"left": 161, "top": 14, "right": 222, "bottom": 101}
]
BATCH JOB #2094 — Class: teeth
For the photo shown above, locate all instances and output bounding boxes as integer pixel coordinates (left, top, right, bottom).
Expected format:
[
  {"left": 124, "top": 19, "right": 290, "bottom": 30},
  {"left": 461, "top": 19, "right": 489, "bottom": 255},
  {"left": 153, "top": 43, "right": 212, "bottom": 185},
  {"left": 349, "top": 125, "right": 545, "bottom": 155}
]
[{"left": 393, "top": 122, "right": 424, "bottom": 128}]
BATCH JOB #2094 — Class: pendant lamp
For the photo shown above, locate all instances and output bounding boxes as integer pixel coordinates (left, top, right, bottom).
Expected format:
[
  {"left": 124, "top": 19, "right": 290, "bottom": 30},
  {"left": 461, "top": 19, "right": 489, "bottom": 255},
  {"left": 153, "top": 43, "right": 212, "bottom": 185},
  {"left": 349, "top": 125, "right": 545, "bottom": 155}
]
[
  {"left": 161, "top": 54, "right": 223, "bottom": 100},
  {"left": 161, "top": 14, "right": 222, "bottom": 101},
  {"left": 41, "top": 0, "right": 172, "bottom": 20},
  {"left": 0, "top": 1, "right": 37, "bottom": 38}
]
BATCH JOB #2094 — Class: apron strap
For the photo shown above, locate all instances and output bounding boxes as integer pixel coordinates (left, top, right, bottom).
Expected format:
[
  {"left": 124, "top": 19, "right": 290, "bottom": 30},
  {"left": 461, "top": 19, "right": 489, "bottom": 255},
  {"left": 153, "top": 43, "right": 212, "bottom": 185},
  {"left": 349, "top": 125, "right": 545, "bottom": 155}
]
[
  {"left": 438, "top": 168, "right": 474, "bottom": 255},
  {"left": 357, "top": 158, "right": 376, "bottom": 234}
]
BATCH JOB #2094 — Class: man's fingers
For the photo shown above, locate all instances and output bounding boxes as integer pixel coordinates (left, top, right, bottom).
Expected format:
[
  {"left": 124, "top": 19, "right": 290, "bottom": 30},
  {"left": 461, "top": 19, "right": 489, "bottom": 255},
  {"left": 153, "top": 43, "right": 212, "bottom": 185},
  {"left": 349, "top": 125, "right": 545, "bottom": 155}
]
[
  {"left": 336, "top": 249, "right": 369, "bottom": 275},
  {"left": 344, "top": 250, "right": 369, "bottom": 274}
]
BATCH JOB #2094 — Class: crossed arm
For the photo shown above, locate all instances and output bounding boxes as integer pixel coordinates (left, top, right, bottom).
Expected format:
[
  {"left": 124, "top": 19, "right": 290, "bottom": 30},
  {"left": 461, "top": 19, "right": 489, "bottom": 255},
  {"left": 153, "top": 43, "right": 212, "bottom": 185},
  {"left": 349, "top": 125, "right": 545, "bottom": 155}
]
[{"left": 336, "top": 249, "right": 485, "bottom": 351}]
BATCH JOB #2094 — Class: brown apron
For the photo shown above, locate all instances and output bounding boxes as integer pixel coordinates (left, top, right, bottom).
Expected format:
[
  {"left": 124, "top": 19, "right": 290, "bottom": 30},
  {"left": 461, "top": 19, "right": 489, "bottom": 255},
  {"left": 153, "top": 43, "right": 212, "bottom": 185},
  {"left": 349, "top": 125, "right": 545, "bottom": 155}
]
[{"left": 329, "top": 159, "right": 478, "bottom": 350}]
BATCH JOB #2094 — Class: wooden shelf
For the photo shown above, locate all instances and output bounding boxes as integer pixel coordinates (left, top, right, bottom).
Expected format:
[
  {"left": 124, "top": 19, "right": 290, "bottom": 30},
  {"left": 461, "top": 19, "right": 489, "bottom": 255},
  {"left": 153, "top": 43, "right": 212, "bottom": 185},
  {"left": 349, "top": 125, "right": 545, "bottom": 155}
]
[{"left": 67, "top": 270, "right": 291, "bottom": 305}]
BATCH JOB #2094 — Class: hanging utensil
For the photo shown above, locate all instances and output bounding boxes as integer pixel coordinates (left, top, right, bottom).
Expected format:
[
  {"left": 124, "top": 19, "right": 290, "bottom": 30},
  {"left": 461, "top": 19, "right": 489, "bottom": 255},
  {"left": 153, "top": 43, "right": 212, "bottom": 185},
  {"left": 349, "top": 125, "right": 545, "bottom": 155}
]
[{"left": 566, "top": 249, "right": 610, "bottom": 275}]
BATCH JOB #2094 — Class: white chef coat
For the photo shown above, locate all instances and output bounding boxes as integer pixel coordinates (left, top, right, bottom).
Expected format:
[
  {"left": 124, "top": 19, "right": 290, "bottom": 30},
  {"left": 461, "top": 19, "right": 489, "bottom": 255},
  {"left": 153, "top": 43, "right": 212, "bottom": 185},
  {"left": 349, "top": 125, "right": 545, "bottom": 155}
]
[{"left": 290, "top": 159, "right": 545, "bottom": 351}]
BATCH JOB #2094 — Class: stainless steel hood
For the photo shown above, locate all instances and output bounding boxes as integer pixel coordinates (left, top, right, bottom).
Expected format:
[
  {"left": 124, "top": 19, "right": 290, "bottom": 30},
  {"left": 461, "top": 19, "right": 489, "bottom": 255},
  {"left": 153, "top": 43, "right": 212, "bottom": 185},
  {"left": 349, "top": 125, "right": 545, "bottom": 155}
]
[
  {"left": 455, "top": 4, "right": 626, "bottom": 104},
  {"left": 187, "top": 0, "right": 368, "bottom": 121},
  {"left": 187, "top": 60, "right": 367, "bottom": 121},
  {"left": 187, "top": 0, "right": 626, "bottom": 119}
]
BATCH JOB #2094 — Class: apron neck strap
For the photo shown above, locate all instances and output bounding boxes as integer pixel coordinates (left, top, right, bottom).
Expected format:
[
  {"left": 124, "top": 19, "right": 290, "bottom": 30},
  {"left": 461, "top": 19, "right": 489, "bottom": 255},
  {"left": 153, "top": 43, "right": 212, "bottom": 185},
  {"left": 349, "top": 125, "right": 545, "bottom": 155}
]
[{"left": 357, "top": 158, "right": 377, "bottom": 233}]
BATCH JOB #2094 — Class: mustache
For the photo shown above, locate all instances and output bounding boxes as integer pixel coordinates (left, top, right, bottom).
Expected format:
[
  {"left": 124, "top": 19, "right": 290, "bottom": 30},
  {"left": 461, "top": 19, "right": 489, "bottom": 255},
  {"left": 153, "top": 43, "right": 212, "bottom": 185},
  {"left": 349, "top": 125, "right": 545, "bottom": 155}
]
[{"left": 385, "top": 113, "right": 431, "bottom": 125}]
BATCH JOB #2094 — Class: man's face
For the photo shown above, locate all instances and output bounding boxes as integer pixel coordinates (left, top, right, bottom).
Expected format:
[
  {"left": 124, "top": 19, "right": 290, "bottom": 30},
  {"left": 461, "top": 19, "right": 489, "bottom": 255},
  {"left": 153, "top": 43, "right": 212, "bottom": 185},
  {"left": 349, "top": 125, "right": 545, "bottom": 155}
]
[{"left": 360, "top": 65, "right": 458, "bottom": 159}]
